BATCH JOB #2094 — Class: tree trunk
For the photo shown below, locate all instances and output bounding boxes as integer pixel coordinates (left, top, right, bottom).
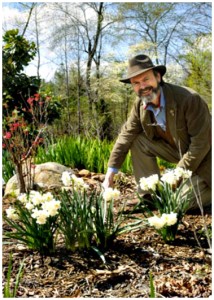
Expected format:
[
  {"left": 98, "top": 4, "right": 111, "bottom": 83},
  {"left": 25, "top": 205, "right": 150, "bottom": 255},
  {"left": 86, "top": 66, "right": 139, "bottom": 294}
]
[
  {"left": 85, "top": 2, "right": 104, "bottom": 113},
  {"left": 16, "top": 163, "right": 26, "bottom": 194}
]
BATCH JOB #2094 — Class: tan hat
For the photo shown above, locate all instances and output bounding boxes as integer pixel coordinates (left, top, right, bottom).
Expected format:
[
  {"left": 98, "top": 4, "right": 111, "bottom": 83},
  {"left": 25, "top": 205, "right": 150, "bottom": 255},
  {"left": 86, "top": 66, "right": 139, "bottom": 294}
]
[{"left": 120, "top": 54, "right": 166, "bottom": 83}]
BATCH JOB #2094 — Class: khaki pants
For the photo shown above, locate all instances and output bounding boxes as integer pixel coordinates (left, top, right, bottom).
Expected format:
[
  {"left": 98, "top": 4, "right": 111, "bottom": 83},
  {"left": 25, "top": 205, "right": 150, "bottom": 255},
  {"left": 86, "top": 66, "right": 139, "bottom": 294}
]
[{"left": 130, "top": 133, "right": 211, "bottom": 210}]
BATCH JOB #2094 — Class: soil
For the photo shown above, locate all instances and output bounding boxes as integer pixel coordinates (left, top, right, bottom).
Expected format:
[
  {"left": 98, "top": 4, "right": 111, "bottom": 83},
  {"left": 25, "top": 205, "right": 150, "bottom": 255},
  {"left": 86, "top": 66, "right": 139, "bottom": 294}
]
[{"left": 2, "top": 171, "right": 212, "bottom": 298}]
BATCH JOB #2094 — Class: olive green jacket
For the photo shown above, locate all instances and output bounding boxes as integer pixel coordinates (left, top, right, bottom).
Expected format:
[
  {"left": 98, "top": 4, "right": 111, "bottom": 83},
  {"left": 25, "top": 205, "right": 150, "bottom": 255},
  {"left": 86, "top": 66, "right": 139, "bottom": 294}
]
[{"left": 108, "top": 83, "right": 211, "bottom": 187}]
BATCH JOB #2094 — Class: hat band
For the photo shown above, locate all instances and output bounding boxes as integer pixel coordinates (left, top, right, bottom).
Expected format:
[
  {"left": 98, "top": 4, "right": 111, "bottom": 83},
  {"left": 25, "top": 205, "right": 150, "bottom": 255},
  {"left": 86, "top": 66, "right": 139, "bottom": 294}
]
[{"left": 127, "top": 63, "right": 154, "bottom": 77}]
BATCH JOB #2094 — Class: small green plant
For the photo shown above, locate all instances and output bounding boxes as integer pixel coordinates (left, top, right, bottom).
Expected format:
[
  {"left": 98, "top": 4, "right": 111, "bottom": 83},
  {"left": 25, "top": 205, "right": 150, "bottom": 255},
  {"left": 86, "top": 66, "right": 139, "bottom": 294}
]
[
  {"left": 138, "top": 167, "right": 193, "bottom": 242},
  {"left": 58, "top": 172, "right": 143, "bottom": 253},
  {"left": 3, "top": 191, "right": 60, "bottom": 255},
  {"left": 2, "top": 150, "right": 14, "bottom": 183},
  {"left": 93, "top": 187, "right": 142, "bottom": 250},
  {"left": 3, "top": 253, "right": 25, "bottom": 298},
  {"left": 58, "top": 189, "right": 95, "bottom": 251},
  {"left": 197, "top": 224, "right": 212, "bottom": 240},
  {"left": 149, "top": 271, "right": 156, "bottom": 298},
  {"left": 58, "top": 172, "right": 94, "bottom": 250}
]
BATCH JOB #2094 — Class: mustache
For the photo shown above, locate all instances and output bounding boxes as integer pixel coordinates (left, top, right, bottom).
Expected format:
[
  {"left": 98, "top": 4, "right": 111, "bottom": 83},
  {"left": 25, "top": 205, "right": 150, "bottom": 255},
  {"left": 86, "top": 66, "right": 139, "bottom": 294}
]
[{"left": 138, "top": 86, "right": 159, "bottom": 97}]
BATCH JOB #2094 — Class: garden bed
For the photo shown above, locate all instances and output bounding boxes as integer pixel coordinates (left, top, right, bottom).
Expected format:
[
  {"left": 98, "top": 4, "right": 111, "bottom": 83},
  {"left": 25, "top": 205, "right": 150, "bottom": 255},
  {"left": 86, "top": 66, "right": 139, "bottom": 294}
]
[{"left": 2, "top": 173, "right": 212, "bottom": 298}]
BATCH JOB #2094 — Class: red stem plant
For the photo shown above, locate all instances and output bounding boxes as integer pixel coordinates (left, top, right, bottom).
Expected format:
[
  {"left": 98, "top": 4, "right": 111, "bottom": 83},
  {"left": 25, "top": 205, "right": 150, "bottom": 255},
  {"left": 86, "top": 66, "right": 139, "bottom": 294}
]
[{"left": 2, "top": 94, "right": 50, "bottom": 193}]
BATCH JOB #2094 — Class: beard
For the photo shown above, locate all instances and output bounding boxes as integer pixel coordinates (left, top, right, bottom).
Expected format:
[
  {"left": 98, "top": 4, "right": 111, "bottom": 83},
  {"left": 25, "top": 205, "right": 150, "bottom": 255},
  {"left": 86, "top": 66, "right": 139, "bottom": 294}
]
[{"left": 138, "top": 84, "right": 160, "bottom": 106}]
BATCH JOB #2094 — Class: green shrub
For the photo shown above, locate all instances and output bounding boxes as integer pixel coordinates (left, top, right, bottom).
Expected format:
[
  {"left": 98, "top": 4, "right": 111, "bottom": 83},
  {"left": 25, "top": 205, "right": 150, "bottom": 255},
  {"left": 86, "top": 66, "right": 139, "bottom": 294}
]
[
  {"left": 3, "top": 135, "right": 174, "bottom": 184},
  {"left": 35, "top": 135, "right": 132, "bottom": 174}
]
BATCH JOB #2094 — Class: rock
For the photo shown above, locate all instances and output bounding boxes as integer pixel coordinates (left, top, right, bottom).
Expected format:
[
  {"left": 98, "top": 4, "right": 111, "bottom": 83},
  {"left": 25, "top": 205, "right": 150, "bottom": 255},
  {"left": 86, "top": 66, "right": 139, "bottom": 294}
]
[
  {"left": 78, "top": 169, "right": 91, "bottom": 177},
  {"left": 4, "top": 162, "right": 73, "bottom": 196},
  {"left": 4, "top": 175, "right": 19, "bottom": 196},
  {"left": 91, "top": 174, "right": 105, "bottom": 182}
]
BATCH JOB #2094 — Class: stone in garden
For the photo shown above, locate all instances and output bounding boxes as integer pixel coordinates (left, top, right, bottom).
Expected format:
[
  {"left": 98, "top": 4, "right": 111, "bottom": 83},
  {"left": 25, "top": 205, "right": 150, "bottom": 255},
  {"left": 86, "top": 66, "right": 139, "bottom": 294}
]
[
  {"left": 77, "top": 170, "right": 105, "bottom": 185},
  {"left": 4, "top": 162, "right": 74, "bottom": 196},
  {"left": 78, "top": 169, "right": 91, "bottom": 177},
  {"left": 91, "top": 173, "right": 105, "bottom": 182}
]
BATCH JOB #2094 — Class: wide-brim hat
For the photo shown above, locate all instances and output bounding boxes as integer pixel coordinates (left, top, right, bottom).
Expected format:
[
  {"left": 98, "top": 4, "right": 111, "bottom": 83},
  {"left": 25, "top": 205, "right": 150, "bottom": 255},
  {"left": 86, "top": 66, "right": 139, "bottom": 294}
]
[{"left": 120, "top": 54, "right": 166, "bottom": 83}]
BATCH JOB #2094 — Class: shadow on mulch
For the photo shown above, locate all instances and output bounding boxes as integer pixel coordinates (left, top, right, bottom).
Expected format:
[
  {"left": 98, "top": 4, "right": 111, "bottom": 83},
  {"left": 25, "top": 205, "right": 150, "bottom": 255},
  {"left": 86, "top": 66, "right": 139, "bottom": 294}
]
[{"left": 47, "top": 225, "right": 210, "bottom": 274}]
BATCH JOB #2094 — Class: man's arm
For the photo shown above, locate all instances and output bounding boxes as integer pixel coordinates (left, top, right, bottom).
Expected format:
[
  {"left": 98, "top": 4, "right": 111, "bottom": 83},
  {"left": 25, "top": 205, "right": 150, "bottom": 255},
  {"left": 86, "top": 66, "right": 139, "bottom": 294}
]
[
  {"left": 107, "top": 99, "right": 143, "bottom": 169},
  {"left": 103, "top": 98, "right": 143, "bottom": 189}
]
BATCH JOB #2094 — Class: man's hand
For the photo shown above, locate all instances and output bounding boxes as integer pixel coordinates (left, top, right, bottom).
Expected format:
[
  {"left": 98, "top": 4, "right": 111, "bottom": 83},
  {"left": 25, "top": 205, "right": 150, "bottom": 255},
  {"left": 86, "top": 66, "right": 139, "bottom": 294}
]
[{"left": 102, "top": 169, "right": 116, "bottom": 189}]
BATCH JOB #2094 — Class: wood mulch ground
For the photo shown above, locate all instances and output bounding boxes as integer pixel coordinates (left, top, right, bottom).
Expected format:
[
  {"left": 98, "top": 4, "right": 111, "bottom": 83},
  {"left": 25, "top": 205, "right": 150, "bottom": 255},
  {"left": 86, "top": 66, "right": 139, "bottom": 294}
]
[{"left": 2, "top": 171, "right": 212, "bottom": 298}]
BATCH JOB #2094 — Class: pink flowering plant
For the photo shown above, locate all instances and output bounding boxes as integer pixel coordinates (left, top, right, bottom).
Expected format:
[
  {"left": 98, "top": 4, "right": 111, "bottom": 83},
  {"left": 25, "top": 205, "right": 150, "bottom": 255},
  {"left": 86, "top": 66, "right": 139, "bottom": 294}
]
[
  {"left": 3, "top": 191, "right": 61, "bottom": 255},
  {"left": 138, "top": 167, "right": 193, "bottom": 242},
  {"left": 2, "top": 93, "right": 51, "bottom": 193}
]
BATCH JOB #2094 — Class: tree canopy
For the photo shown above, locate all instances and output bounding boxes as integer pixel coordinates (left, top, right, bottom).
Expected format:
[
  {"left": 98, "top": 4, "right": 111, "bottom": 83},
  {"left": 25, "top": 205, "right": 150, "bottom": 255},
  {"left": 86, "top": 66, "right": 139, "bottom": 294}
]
[{"left": 2, "top": 2, "right": 211, "bottom": 140}]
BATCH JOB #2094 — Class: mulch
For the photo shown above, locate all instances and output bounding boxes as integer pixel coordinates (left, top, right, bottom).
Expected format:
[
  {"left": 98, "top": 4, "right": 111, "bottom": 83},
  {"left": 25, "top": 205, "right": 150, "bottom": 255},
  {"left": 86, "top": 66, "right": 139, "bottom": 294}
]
[{"left": 2, "top": 171, "right": 212, "bottom": 298}]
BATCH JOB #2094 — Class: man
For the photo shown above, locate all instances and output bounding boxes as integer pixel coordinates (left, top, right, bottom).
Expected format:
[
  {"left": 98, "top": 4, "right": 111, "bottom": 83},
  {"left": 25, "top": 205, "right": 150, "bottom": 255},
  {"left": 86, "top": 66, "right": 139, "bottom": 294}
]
[{"left": 103, "top": 54, "right": 211, "bottom": 211}]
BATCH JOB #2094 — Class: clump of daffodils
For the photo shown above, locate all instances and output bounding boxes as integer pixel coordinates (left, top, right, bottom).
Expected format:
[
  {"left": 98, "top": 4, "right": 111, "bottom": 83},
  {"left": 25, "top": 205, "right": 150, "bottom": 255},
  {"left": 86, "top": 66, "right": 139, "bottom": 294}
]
[
  {"left": 61, "top": 171, "right": 89, "bottom": 191},
  {"left": 148, "top": 212, "right": 177, "bottom": 230},
  {"left": 139, "top": 167, "right": 192, "bottom": 191},
  {"left": 102, "top": 187, "right": 120, "bottom": 202},
  {"left": 161, "top": 167, "right": 192, "bottom": 186},
  {"left": 138, "top": 167, "right": 193, "bottom": 242},
  {"left": 6, "top": 191, "right": 61, "bottom": 225}
]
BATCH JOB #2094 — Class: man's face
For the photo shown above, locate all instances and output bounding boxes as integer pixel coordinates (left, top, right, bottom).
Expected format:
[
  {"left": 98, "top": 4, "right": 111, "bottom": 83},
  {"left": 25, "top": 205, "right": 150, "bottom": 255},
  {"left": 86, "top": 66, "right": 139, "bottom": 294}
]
[{"left": 130, "top": 70, "right": 161, "bottom": 105}]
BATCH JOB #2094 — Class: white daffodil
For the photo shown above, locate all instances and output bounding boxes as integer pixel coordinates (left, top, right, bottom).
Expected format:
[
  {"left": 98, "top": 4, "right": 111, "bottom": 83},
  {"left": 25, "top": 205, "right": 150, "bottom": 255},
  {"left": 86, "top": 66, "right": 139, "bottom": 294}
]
[
  {"left": 25, "top": 202, "right": 35, "bottom": 211},
  {"left": 29, "top": 191, "right": 44, "bottom": 205},
  {"left": 35, "top": 211, "right": 49, "bottom": 225},
  {"left": 29, "top": 190, "right": 41, "bottom": 198},
  {"left": 6, "top": 206, "right": 19, "bottom": 221},
  {"left": 173, "top": 167, "right": 185, "bottom": 179},
  {"left": 71, "top": 174, "right": 81, "bottom": 182},
  {"left": 139, "top": 174, "right": 159, "bottom": 191},
  {"left": 17, "top": 193, "right": 28, "bottom": 204},
  {"left": 31, "top": 207, "right": 40, "bottom": 218},
  {"left": 61, "top": 171, "right": 72, "bottom": 186},
  {"left": 139, "top": 177, "right": 149, "bottom": 191},
  {"left": 161, "top": 170, "right": 177, "bottom": 185},
  {"left": 42, "top": 199, "right": 61, "bottom": 217},
  {"left": 32, "top": 208, "right": 49, "bottom": 225},
  {"left": 148, "top": 215, "right": 165, "bottom": 229},
  {"left": 42, "top": 192, "right": 54, "bottom": 202},
  {"left": 102, "top": 187, "right": 120, "bottom": 201},
  {"left": 71, "top": 174, "right": 89, "bottom": 190},
  {"left": 62, "top": 172, "right": 89, "bottom": 190},
  {"left": 174, "top": 167, "right": 192, "bottom": 180},
  {"left": 146, "top": 174, "right": 159, "bottom": 190},
  {"left": 161, "top": 212, "right": 177, "bottom": 226}
]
